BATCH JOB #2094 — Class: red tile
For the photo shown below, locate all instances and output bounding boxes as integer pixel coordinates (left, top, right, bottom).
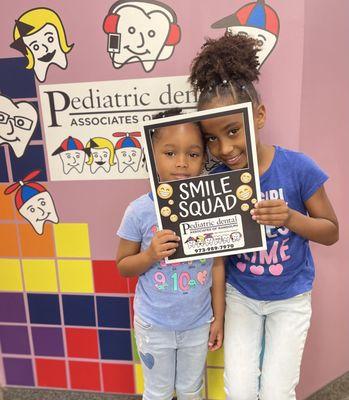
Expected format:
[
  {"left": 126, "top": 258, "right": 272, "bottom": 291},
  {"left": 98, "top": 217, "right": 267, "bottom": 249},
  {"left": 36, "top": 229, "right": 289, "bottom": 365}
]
[
  {"left": 102, "top": 363, "right": 135, "bottom": 393},
  {"left": 66, "top": 328, "right": 98, "bottom": 359},
  {"left": 128, "top": 276, "right": 138, "bottom": 294},
  {"left": 93, "top": 260, "right": 128, "bottom": 294},
  {"left": 36, "top": 358, "right": 67, "bottom": 388},
  {"left": 69, "top": 361, "right": 101, "bottom": 391}
]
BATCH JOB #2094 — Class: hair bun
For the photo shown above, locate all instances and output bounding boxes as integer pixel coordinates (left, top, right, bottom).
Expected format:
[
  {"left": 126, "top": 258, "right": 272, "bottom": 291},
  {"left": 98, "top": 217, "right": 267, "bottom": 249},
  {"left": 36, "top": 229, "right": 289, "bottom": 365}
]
[{"left": 189, "top": 32, "right": 260, "bottom": 92}]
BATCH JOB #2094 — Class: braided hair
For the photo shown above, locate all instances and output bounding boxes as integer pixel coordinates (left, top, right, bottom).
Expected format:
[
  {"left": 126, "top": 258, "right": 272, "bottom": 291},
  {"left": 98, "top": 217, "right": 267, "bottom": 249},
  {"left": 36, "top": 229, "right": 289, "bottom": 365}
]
[{"left": 189, "top": 32, "right": 262, "bottom": 109}]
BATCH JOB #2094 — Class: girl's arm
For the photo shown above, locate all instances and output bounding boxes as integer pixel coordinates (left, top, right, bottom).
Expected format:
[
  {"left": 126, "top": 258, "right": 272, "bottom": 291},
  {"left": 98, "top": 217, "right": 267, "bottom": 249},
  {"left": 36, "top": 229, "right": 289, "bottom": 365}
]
[
  {"left": 116, "top": 230, "right": 180, "bottom": 277},
  {"left": 251, "top": 185, "right": 339, "bottom": 245},
  {"left": 208, "top": 257, "right": 225, "bottom": 351}
]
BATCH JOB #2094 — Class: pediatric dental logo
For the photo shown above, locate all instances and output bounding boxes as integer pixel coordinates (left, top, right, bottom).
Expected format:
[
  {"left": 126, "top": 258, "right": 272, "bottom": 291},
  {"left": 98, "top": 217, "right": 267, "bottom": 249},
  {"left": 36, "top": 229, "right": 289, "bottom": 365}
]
[
  {"left": 211, "top": 0, "right": 280, "bottom": 68},
  {"left": 10, "top": 8, "right": 73, "bottom": 82},
  {"left": 113, "top": 131, "right": 143, "bottom": 173},
  {"left": 86, "top": 137, "right": 115, "bottom": 174},
  {"left": 0, "top": 95, "right": 38, "bottom": 157},
  {"left": 52, "top": 136, "right": 87, "bottom": 174},
  {"left": 4, "top": 170, "right": 59, "bottom": 235},
  {"left": 103, "top": 0, "right": 181, "bottom": 72}
]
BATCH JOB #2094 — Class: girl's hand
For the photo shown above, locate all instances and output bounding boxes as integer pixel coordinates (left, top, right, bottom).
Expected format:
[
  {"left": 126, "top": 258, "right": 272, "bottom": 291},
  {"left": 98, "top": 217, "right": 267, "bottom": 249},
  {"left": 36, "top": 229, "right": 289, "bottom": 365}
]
[
  {"left": 250, "top": 199, "right": 291, "bottom": 227},
  {"left": 208, "top": 319, "right": 224, "bottom": 352},
  {"left": 146, "top": 230, "right": 180, "bottom": 263}
]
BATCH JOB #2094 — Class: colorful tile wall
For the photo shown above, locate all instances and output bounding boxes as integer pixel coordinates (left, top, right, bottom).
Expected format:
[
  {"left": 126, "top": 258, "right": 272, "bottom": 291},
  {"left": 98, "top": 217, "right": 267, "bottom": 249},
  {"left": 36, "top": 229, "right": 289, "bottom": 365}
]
[{"left": 0, "top": 183, "right": 225, "bottom": 399}]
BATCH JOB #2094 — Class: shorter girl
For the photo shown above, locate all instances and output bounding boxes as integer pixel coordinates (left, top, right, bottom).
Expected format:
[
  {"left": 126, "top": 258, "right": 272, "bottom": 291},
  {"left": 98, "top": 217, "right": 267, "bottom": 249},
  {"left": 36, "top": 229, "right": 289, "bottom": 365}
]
[{"left": 116, "top": 109, "right": 225, "bottom": 400}]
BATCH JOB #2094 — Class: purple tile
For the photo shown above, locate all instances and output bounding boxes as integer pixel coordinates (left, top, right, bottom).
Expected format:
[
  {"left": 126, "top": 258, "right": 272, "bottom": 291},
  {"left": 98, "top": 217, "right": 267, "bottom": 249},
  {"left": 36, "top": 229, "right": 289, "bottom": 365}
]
[
  {"left": 0, "top": 326, "right": 30, "bottom": 354},
  {"left": 32, "top": 327, "right": 64, "bottom": 357},
  {"left": 4, "top": 358, "right": 34, "bottom": 386},
  {"left": 0, "top": 293, "right": 26, "bottom": 323}
]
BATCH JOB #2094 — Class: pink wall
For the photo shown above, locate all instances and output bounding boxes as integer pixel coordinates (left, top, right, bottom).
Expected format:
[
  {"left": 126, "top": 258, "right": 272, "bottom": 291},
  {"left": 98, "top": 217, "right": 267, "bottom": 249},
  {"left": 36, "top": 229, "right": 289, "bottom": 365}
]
[{"left": 297, "top": 0, "right": 349, "bottom": 397}]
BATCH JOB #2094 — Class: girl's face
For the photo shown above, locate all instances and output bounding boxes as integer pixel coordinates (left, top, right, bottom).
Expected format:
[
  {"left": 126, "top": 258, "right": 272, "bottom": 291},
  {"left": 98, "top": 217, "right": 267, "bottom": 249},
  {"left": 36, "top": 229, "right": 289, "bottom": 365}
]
[
  {"left": 200, "top": 96, "right": 265, "bottom": 170},
  {"left": 153, "top": 123, "right": 205, "bottom": 182}
]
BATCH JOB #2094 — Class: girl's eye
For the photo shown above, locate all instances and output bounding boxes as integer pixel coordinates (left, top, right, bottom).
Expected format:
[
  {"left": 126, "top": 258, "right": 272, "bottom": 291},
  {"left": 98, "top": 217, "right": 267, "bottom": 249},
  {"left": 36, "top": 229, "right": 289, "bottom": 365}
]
[
  {"left": 207, "top": 136, "right": 216, "bottom": 143},
  {"left": 190, "top": 153, "right": 200, "bottom": 158},
  {"left": 228, "top": 129, "right": 239, "bottom": 136},
  {"left": 165, "top": 151, "right": 174, "bottom": 156}
]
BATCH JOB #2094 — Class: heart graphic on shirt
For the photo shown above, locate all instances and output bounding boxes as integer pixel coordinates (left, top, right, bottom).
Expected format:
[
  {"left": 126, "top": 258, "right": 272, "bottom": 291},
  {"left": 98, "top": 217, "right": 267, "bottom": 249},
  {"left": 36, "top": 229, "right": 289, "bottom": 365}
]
[
  {"left": 250, "top": 265, "right": 265, "bottom": 275},
  {"left": 269, "top": 263, "right": 283, "bottom": 276},
  {"left": 140, "top": 352, "right": 155, "bottom": 369},
  {"left": 236, "top": 262, "right": 246, "bottom": 272},
  {"left": 197, "top": 270, "right": 208, "bottom": 285}
]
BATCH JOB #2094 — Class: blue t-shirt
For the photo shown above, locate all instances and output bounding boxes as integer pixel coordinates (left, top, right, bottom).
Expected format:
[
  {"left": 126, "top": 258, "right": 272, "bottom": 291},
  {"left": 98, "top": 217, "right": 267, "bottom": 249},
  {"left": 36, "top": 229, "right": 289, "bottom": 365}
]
[
  {"left": 117, "top": 193, "right": 214, "bottom": 330},
  {"left": 212, "top": 146, "right": 328, "bottom": 301}
]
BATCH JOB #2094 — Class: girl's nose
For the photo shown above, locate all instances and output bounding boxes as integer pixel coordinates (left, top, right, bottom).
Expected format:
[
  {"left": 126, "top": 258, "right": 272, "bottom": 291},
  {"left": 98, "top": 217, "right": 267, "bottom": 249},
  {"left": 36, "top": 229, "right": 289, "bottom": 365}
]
[
  {"left": 176, "top": 155, "right": 188, "bottom": 167},
  {"left": 219, "top": 140, "right": 233, "bottom": 156}
]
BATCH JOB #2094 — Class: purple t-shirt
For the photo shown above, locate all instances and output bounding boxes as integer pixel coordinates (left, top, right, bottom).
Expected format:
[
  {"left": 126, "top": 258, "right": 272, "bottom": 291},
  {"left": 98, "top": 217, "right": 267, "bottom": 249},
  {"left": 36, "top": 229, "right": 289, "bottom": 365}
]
[
  {"left": 117, "top": 193, "right": 214, "bottom": 330},
  {"left": 212, "top": 146, "right": 328, "bottom": 300}
]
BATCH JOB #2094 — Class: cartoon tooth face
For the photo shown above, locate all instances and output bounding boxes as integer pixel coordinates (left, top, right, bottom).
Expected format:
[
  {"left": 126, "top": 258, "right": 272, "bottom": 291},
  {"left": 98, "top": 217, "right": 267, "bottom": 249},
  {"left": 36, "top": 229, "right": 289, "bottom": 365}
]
[
  {"left": 4, "top": 170, "right": 59, "bottom": 235},
  {"left": 19, "top": 191, "right": 59, "bottom": 235},
  {"left": 52, "top": 136, "right": 86, "bottom": 174},
  {"left": 114, "top": 132, "right": 143, "bottom": 173},
  {"left": 0, "top": 95, "right": 37, "bottom": 158},
  {"left": 11, "top": 8, "right": 73, "bottom": 82},
  {"left": 211, "top": 0, "right": 280, "bottom": 68},
  {"left": 103, "top": 0, "right": 181, "bottom": 72},
  {"left": 86, "top": 137, "right": 115, "bottom": 174}
]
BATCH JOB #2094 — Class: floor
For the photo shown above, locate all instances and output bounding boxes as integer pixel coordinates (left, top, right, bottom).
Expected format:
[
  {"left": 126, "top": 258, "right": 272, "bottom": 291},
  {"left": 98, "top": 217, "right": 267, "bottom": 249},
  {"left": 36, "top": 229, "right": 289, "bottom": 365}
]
[{"left": 1, "top": 372, "right": 349, "bottom": 400}]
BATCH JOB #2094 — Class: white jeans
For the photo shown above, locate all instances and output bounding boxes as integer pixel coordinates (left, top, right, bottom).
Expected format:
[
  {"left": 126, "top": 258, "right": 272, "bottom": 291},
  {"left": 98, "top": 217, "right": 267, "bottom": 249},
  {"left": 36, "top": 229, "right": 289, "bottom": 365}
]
[
  {"left": 134, "top": 316, "right": 210, "bottom": 400},
  {"left": 224, "top": 284, "right": 312, "bottom": 400}
]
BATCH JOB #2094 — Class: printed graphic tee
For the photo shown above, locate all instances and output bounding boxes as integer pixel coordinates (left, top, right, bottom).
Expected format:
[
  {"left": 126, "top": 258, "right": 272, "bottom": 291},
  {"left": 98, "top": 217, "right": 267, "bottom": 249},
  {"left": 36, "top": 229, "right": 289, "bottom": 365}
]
[
  {"left": 117, "top": 193, "right": 214, "bottom": 330},
  {"left": 212, "top": 146, "right": 328, "bottom": 300}
]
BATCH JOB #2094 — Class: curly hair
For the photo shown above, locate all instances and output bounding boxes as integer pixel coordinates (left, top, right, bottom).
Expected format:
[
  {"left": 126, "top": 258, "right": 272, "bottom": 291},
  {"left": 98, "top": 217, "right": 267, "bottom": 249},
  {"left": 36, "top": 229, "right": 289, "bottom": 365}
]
[{"left": 189, "top": 32, "right": 262, "bottom": 108}]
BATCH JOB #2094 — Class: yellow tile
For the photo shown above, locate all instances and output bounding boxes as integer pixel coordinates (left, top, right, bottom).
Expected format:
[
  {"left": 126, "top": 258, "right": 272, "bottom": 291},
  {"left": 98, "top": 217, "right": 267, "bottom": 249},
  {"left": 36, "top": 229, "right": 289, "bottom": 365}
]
[
  {"left": 207, "top": 368, "right": 225, "bottom": 400},
  {"left": 22, "top": 259, "right": 57, "bottom": 292},
  {"left": 58, "top": 259, "right": 94, "bottom": 293},
  {"left": 0, "top": 259, "right": 23, "bottom": 291},
  {"left": 134, "top": 363, "right": 144, "bottom": 394},
  {"left": 207, "top": 346, "right": 224, "bottom": 367},
  {"left": 54, "top": 224, "right": 90, "bottom": 258}
]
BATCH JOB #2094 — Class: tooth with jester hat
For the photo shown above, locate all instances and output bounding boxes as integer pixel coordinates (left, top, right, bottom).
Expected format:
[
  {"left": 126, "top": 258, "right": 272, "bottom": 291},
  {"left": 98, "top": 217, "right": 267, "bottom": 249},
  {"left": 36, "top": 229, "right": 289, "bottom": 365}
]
[
  {"left": 211, "top": 0, "right": 280, "bottom": 68},
  {"left": 5, "top": 170, "right": 59, "bottom": 235},
  {"left": 52, "top": 136, "right": 87, "bottom": 175},
  {"left": 113, "top": 132, "right": 143, "bottom": 173}
]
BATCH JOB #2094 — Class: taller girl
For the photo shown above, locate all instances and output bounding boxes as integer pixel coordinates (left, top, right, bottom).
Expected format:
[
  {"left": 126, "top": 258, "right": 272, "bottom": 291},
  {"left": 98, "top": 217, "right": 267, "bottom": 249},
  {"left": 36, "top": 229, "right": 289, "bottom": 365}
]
[{"left": 189, "top": 33, "right": 339, "bottom": 400}]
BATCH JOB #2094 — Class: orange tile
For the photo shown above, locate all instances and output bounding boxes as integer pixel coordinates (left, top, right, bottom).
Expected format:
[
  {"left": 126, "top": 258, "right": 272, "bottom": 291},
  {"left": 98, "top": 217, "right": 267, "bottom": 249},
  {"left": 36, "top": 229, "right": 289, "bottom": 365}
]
[
  {"left": 0, "top": 224, "right": 19, "bottom": 256},
  {"left": 19, "top": 224, "right": 55, "bottom": 258},
  {"left": 0, "top": 185, "right": 15, "bottom": 220}
]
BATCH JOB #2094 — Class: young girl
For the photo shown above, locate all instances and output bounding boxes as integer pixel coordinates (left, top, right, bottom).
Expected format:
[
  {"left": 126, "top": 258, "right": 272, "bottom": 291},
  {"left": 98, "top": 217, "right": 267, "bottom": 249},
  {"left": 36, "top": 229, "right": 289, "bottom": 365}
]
[
  {"left": 189, "top": 33, "right": 339, "bottom": 400},
  {"left": 116, "top": 109, "right": 225, "bottom": 400}
]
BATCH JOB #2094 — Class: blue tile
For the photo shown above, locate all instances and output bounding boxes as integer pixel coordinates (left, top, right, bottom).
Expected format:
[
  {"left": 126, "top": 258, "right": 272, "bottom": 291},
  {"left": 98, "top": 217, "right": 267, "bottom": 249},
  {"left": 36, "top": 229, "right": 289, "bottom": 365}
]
[
  {"left": 62, "top": 295, "right": 95, "bottom": 326},
  {"left": 0, "top": 57, "right": 36, "bottom": 99},
  {"left": 27, "top": 294, "right": 61, "bottom": 325},
  {"left": 97, "top": 296, "right": 130, "bottom": 328},
  {"left": 99, "top": 330, "right": 132, "bottom": 361},
  {"left": 0, "top": 147, "right": 9, "bottom": 182},
  {"left": 10, "top": 144, "right": 47, "bottom": 181},
  {"left": 30, "top": 102, "right": 42, "bottom": 140}
]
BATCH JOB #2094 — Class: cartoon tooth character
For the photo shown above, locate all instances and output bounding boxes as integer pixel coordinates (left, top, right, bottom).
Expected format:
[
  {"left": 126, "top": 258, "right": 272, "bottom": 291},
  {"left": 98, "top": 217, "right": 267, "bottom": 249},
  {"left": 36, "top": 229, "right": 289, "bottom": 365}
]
[
  {"left": 10, "top": 8, "right": 73, "bottom": 82},
  {"left": 113, "top": 132, "right": 143, "bottom": 173},
  {"left": 103, "top": 0, "right": 181, "bottom": 72},
  {"left": 0, "top": 95, "right": 38, "bottom": 158},
  {"left": 86, "top": 137, "right": 115, "bottom": 174},
  {"left": 211, "top": 0, "right": 280, "bottom": 68},
  {"left": 52, "top": 136, "right": 87, "bottom": 175},
  {"left": 4, "top": 170, "right": 59, "bottom": 235}
]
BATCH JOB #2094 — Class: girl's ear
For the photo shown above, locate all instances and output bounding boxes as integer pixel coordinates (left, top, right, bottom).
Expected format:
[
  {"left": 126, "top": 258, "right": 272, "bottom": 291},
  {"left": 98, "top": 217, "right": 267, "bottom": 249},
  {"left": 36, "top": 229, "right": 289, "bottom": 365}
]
[{"left": 255, "top": 104, "right": 266, "bottom": 130}]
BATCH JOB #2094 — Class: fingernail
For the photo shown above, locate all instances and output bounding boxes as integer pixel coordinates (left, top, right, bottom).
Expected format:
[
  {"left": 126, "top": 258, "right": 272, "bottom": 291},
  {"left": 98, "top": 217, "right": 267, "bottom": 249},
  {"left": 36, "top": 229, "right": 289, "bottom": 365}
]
[
  {"left": 252, "top": 215, "right": 257, "bottom": 220},
  {"left": 250, "top": 209, "right": 254, "bottom": 215}
]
